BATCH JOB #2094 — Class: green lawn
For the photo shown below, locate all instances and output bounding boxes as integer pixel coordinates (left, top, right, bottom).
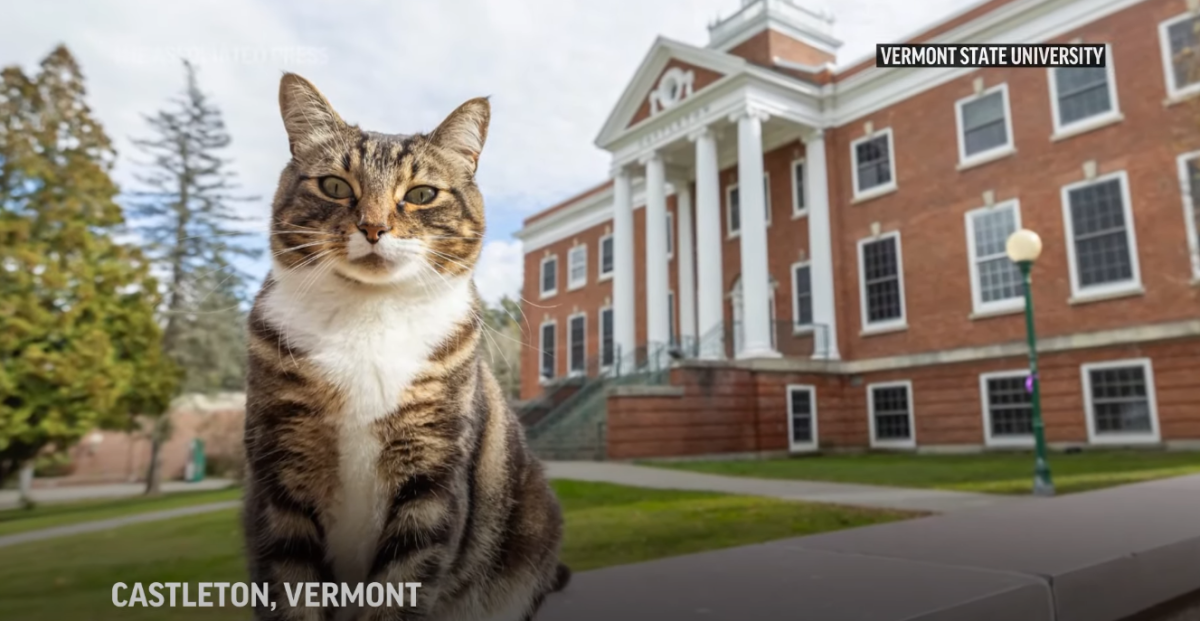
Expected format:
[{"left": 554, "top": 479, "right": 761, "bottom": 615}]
[
  {"left": 0, "top": 487, "right": 242, "bottom": 537},
  {"left": 648, "top": 450, "right": 1200, "bottom": 495},
  {"left": 0, "top": 480, "right": 912, "bottom": 620}
]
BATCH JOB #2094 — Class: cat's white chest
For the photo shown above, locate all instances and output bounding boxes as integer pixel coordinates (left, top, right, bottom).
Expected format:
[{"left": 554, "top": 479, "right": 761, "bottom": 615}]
[{"left": 262, "top": 269, "right": 473, "bottom": 584}]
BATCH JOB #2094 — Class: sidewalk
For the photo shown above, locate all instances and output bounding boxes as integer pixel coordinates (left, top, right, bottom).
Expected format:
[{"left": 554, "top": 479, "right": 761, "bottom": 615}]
[
  {"left": 0, "top": 478, "right": 234, "bottom": 510},
  {"left": 543, "top": 461, "right": 1032, "bottom": 513},
  {"left": 0, "top": 501, "right": 240, "bottom": 549}
]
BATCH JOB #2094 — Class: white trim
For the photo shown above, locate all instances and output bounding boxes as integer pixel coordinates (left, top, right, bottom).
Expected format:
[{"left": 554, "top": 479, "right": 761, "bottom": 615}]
[
  {"left": 666, "top": 211, "right": 675, "bottom": 260},
  {"left": 1047, "top": 43, "right": 1122, "bottom": 140},
  {"left": 566, "top": 312, "right": 587, "bottom": 377},
  {"left": 598, "top": 305, "right": 614, "bottom": 372},
  {"left": 791, "top": 158, "right": 807, "bottom": 218},
  {"left": 978, "top": 369, "right": 1036, "bottom": 449},
  {"left": 790, "top": 260, "right": 813, "bottom": 330},
  {"left": 1159, "top": 12, "right": 1200, "bottom": 101},
  {"left": 539, "top": 254, "right": 559, "bottom": 299},
  {"left": 597, "top": 233, "right": 614, "bottom": 282},
  {"left": 954, "top": 83, "right": 1016, "bottom": 169},
  {"left": 857, "top": 230, "right": 908, "bottom": 334},
  {"left": 1080, "top": 357, "right": 1161, "bottom": 445},
  {"left": 1178, "top": 150, "right": 1200, "bottom": 281},
  {"left": 538, "top": 319, "right": 557, "bottom": 382},
  {"left": 1060, "top": 170, "right": 1143, "bottom": 301},
  {"left": 785, "top": 384, "right": 820, "bottom": 452},
  {"left": 867, "top": 380, "right": 917, "bottom": 449},
  {"left": 964, "top": 200, "right": 1024, "bottom": 317},
  {"left": 567, "top": 244, "right": 588, "bottom": 291},
  {"left": 850, "top": 128, "right": 898, "bottom": 202}
]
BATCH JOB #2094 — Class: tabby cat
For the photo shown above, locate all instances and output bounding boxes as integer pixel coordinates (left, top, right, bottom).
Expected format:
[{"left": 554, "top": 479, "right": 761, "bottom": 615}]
[{"left": 242, "top": 73, "right": 569, "bottom": 621}]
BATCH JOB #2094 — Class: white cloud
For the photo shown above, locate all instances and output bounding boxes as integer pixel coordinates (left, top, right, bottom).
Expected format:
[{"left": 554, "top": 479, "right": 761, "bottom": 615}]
[{"left": 473, "top": 240, "right": 525, "bottom": 306}]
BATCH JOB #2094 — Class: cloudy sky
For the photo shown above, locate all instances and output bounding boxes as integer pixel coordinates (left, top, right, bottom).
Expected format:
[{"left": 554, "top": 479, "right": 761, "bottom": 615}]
[{"left": 3, "top": 0, "right": 975, "bottom": 304}]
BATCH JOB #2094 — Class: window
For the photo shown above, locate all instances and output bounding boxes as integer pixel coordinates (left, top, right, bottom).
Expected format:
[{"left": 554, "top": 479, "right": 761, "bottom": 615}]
[
  {"left": 868, "top": 381, "right": 915, "bottom": 448},
  {"left": 792, "top": 159, "right": 806, "bottom": 216},
  {"left": 667, "top": 290, "right": 676, "bottom": 347},
  {"left": 786, "top": 385, "right": 818, "bottom": 451},
  {"left": 539, "top": 255, "right": 558, "bottom": 298},
  {"left": 567, "top": 313, "right": 586, "bottom": 375},
  {"left": 858, "top": 232, "right": 907, "bottom": 332},
  {"left": 1061, "top": 171, "right": 1142, "bottom": 299},
  {"left": 599, "top": 307, "right": 614, "bottom": 369},
  {"left": 979, "top": 371, "right": 1034, "bottom": 447},
  {"left": 539, "top": 321, "right": 556, "bottom": 381},
  {"left": 955, "top": 84, "right": 1014, "bottom": 165},
  {"left": 567, "top": 245, "right": 587, "bottom": 290},
  {"left": 1081, "top": 359, "right": 1159, "bottom": 444},
  {"left": 1049, "top": 46, "right": 1120, "bottom": 135},
  {"left": 598, "top": 234, "right": 614, "bottom": 280},
  {"left": 850, "top": 129, "right": 896, "bottom": 199},
  {"left": 666, "top": 212, "right": 674, "bottom": 259},
  {"left": 965, "top": 201, "right": 1024, "bottom": 315},
  {"left": 1179, "top": 151, "right": 1200, "bottom": 280},
  {"left": 791, "top": 261, "right": 813, "bottom": 329},
  {"left": 1160, "top": 12, "right": 1200, "bottom": 99},
  {"left": 725, "top": 174, "right": 771, "bottom": 237}
]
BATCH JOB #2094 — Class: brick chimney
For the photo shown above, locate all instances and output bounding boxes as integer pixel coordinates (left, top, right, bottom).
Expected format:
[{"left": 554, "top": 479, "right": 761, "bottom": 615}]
[{"left": 707, "top": 0, "right": 842, "bottom": 71}]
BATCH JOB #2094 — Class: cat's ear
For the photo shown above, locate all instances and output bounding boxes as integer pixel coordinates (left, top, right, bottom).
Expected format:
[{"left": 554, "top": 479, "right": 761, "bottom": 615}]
[
  {"left": 278, "top": 73, "right": 344, "bottom": 155},
  {"left": 430, "top": 97, "right": 490, "bottom": 173}
]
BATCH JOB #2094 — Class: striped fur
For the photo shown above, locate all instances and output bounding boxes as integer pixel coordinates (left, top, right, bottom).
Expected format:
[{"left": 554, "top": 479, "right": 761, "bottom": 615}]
[{"left": 243, "top": 74, "right": 566, "bottom": 621}]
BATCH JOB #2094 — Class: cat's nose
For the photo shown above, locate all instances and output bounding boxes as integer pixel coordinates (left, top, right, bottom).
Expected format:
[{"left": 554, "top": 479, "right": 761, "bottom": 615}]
[{"left": 357, "top": 222, "right": 390, "bottom": 244}]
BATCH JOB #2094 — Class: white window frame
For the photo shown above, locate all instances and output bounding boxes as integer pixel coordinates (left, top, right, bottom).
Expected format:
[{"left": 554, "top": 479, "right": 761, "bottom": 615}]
[
  {"left": 790, "top": 260, "right": 813, "bottom": 332},
  {"left": 954, "top": 83, "right": 1016, "bottom": 169},
  {"left": 597, "top": 233, "right": 614, "bottom": 282},
  {"left": 786, "top": 384, "right": 819, "bottom": 452},
  {"left": 850, "top": 127, "right": 898, "bottom": 202},
  {"left": 964, "top": 199, "right": 1025, "bottom": 316},
  {"left": 1060, "top": 170, "right": 1143, "bottom": 301},
  {"left": 978, "top": 370, "right": 1036, "bottom": 448},
  {"left": 724, "top": 173, "right": 771, "bottom": 239},
  {"left": 1047, "top": 44, "right": 1122, "bottom": 140},
  {"left": 791, "top": 158, "right": 807, "bottom": 218},
  {"left": 1178, "top": 150, "right": 1200, "bottom": 281},
  {"left": 666, "top": 211, "right": 674, "bottom": 260},
  {"left": 667, "top": 289, "right": 676, "bottom": 346},
  {"left": 538, "top": 319, "right": 557, "bottom": 383},
  {"left": 598, "top": 305, "right": 614, "bottom": 372},
  {"left": 566, "top": 312, "right": 587, "bottom": 377},
  {"left": 867, "top": 380, "right": 916, "bottom": 449},
  {"left": 539, "top": 254, "right": 558, "bottom": 299},
  {"left": 567, "top": 244, "right": 587, "bottom": 291},
  {"left": 1080, "top": 358, "right": 1160, "bottom": 445},
  {"left": 1159, "top": 12, "right": 1200, "bottom": 101},
  {"left": 857, "top": 230, "right": 908, "bottom": 334}
]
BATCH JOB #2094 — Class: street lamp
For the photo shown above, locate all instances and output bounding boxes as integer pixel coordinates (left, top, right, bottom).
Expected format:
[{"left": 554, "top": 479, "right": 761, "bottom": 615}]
[{"left": 1006, "top": 229, "right": 1055, "bottom": 497}]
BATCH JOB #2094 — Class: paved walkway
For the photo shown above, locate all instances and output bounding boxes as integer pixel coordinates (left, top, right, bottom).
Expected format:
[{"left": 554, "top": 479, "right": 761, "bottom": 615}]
[
  {"left": 543, "top": 461, "right": 1034, "bottom": 514},
  {"left": 0, "top": 478, "right": 234, "bottom": 510},
  {"left": 0, "top": 500, "right": 240, "bottom": 548}
]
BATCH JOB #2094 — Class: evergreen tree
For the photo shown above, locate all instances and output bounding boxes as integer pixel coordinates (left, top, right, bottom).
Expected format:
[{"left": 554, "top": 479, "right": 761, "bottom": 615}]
[
  {"left": 0, "top": 46, "right": 178, "bottom": 490},
  {"left": 126, "top": 60, "right": 260, "bottom": 493},
  {"left": 480, "top": 295, "right": 523, "bottom": 401}
]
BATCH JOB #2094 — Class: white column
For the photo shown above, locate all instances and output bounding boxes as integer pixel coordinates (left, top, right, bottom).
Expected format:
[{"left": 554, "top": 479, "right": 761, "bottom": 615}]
[
  {"left": 804, "top": 129, "right": 840, "bottom": 360},
  {"left": 675, "top": 181, "right": 697, "bottom": 351},
  {"left": 691, "top": 127, "right": 724, "bottom": 359},
  {"left": 611, "top": 164, "right": 636, "bottom": 369},
  {"left": 643, "top": 151, "right": 670, "bottom": 351},
  {"left": 731, "top": 107, "right": 779, "bottom": 359}
]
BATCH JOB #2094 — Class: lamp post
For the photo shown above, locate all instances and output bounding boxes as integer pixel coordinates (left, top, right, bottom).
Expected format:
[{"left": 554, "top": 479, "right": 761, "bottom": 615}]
[{"left": 1006, "top": 229, "right": 1055, "bottom": 497}]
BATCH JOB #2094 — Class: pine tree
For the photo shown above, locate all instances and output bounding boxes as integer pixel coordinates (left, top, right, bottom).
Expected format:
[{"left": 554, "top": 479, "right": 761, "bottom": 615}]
[
  {"left": 126, "top": 60, "right": 260, "bottom": 494},
  {"left": 0, "top": 46, "right": 179, "bottom": 491}
]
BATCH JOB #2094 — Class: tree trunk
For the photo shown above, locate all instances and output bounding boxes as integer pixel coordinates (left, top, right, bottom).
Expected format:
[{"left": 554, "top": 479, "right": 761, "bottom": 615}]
[
  {"left": 144, "top": 429, "right": 164, "bottom": 496},
  {"left": 18, "top": 463, "right": 34, "bottom": 508}
]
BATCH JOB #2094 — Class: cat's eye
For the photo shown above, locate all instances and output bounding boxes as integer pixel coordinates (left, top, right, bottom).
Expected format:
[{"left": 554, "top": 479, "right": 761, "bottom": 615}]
[
  {"left": 318, "top": 176, "right": 354, "bottom": 200},
  {"left": 403, "top": 186, "right": 438, "bottom": 206}
]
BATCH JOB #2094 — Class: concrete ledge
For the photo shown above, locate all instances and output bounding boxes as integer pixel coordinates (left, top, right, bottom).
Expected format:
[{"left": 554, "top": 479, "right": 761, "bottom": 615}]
[
  {"left": 540, "top": 474, "right": 1200, "bottom": 621},
  {"left": 606, "top": 385, "right": 685, "bottom": 397}
]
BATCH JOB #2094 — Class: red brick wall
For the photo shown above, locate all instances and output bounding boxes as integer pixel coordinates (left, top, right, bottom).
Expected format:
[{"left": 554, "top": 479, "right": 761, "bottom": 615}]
[
  {"left": 627, "top": 60, "right": 726, "bottom": 128},
  {"left": 726, "top": 29, "right": 836, "bottom": 68},
  {"left": 606, "top": 337, "right": 1200, "bottom": 459}
]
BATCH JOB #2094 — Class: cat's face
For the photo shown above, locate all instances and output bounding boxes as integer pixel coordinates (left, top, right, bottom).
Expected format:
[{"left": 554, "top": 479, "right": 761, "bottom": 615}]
[{"left": 270, "top": 73, "right": 489, "bottom": 287}]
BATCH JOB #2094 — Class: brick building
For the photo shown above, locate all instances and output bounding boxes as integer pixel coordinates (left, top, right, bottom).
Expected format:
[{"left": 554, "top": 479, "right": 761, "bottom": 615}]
[{"left": 513, "top": 0, "right": 1200, "bottom": 459}]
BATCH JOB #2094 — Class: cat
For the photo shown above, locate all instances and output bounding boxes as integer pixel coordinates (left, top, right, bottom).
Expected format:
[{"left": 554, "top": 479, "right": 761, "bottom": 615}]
[{"left": 242, "top": 73, "right": 569, "bottom": 621}]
